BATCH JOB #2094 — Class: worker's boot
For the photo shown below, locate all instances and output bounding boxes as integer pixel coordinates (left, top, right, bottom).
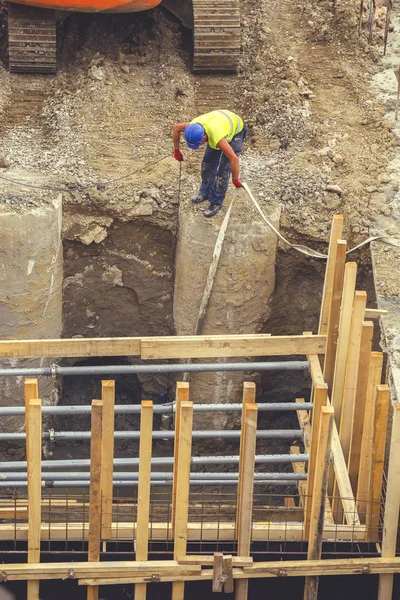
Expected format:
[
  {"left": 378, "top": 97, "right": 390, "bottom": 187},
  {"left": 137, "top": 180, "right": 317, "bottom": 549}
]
[
  {"left": 204, "top": 203, "right": 221, "bottom": 218},
  {"left": 192, "top": 192, "right": 208, "bottom": 204}
]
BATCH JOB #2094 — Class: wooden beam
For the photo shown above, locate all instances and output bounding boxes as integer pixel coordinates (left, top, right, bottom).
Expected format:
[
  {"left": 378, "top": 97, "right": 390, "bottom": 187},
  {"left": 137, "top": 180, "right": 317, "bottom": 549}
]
[
  {"left": 172, "top": 401, "right": 194, "bottom": 600},
  {"left": 348, "top": 321, "right": 374, "bottom": 492},
  {"left": 331, "top": 262, "right": 357, "bottom": 428},
  {"left": 0, "top": 338, "right": 141, "bottom": 358},
  {"left": 100, "top": 380, "right": 115, "bottom": 540},
  {"left": 24, "top": 378, "right": 38, "bottom": 464},
  {"left": 179, "top": 556, "right": 253, "bottom": 567},
  {"left": 305, "top": 384, "right": 328, "bottom": 536},
  {"left": 88, "top": 400, "right": 103, "bottom": 600},
  {"left": 378, "top": 403, "right": 400, "bottom": 600},
  {"left": 357, "top": 353, "right": 383, "bottom": 521},
  {"left": 318, "top": 215, "right": 344, "bottom": 335},
  {"left": 291, "top": 445, "right": 307, "bottom": 507},
  {"left": 323, "top": 240, "right": 347, "bottom": 392},
  {"left": 141, "top": 335, "right": 326, "bottom": 359},
  {"left": 236, "top": 403, "right": 258, "bottom": 600},
  {"left": 172, "top": 382, "right": 189, "bottom": 532},
  {"left": 27, "top": 398, "right": 42, "bottom": 600},
  {"left": 367, "top": 385, "right": 390, "bottom": 542},
  {"left": 135, "top": 401, "right": 153, "bottom": 600},
  {"left": 304, "top": 406, "right": 334, "bottom": 600},
  {"left": 364, "top": 308, "right": 388, "bottom": 319},
  {"left": 308, "top": 354, "right": 325, "bottom": 387},
  {"left": 237, "top": 382, "right": 256, "bottom": 535}
]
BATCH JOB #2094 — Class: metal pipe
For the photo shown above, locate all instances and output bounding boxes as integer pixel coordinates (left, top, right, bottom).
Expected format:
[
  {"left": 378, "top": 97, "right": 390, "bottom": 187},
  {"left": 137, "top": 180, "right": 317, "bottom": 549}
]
[
  {"left": 0, "top": 453, "right": 309, "bottom": 471},
  {"left": 0, "top": 471, "right": 306, "bottom": 482},
  {"left": 0, "top": 361, "right": 309, "bottom": 378},
  {"left": 0, "top": 430, "right": 302, "bottom": 441},
  {"left": 0, "top": 401, "right": 313, "bottom": 417},
  {"left": 0, "top": 479, "right": 298, "bottom": 488}
]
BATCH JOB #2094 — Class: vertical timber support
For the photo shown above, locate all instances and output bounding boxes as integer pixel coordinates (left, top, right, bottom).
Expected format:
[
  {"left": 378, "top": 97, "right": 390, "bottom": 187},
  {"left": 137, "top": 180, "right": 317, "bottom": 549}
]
[
  {"left": 24, "top": 378, "right": 38, "bottom": 463},
  {"left": 172, "top": 400, "right": 194, "bottom": 600},
  {"left": 357, "top": 352, "right": 383, "bottom": 521},
  {"left": 318, "top": 215, "right": 344, "bottom": 336},
  {"left": 88, "top": 400, "right": 103, "bottom": 600},
  {"left": 237, "top": 382, "right": 256, "bottom": 535},
  {"left": 135, "top": 401, "right": 153, "bottom": 600},
  {"left": 236, "top": 403, "right": 258, "bottom": 600},
  {"left": 304, "top": 406, "right": 334, "bottom": 600},
  {"left": 378, "top": 403, "right": 400, "bottom": 600},
  {"left": 101, "top": 380, "right": 115, "bottom": 540},
  {"left": 27, "top": 398, "right": 42, "bottom": 600},
  {"left": 348, "top": 321, "right": 374, "bottom": 492},
  {"left": 367, "top": 385, "right": 390, "bottom": 541},
  {"left": 172, "top": 382, "right": 189, "bottom": 532}
]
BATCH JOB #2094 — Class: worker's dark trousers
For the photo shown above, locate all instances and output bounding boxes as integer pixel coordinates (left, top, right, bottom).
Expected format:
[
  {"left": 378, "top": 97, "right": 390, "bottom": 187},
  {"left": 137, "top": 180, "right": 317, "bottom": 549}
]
[{"left": 199, "top": 125, "right": 247, "bottom": 206}]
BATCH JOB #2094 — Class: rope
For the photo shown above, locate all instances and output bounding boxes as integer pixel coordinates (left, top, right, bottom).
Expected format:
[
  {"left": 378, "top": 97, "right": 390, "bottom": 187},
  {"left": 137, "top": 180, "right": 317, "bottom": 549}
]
[
  {"left": 242, "top": 182, "right": 400, "bottom": 260},
  {"left": 0, "top": 155, "right": 171, "bottom": 194}
]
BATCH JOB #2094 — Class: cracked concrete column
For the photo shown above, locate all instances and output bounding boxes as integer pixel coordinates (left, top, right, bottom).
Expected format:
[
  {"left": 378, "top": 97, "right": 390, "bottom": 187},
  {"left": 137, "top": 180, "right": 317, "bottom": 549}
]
[
  {"left": 173, "top": 194, "right": 280, "bottom": 426},
  {"left": 0, "top": 194, "right": 63, "bottom": 431}
]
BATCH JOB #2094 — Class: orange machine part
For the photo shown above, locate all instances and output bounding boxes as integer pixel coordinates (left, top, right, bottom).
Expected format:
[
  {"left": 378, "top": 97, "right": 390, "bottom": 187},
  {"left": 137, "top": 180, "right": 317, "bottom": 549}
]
[{"left": 11, "top": 0, "right": 162, "bottom": 12}]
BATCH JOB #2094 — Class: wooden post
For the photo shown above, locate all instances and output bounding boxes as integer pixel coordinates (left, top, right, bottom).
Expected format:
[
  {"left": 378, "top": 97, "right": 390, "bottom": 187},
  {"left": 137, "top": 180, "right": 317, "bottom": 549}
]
[
  {"left": 135, "top": 401, "right": 153, "bottom": 600},
  {"left": 236, "top": 403, "right": 258, "bottom": 600},
  {"left": 348, "top": 321, "right": 374, "bottom": 491},
  {"left": 101, "top": 380, "right": 115, "bottom": 540},
  {"left": 318, "top": 215, "right": 344, "bottom": 335},
  {"left": 27, "top": 398, "right": 42, "bottom": 600},
  {"left": 172, "top": 400, "right": 193, "bottom": 600},
  {"left": 331, "top": 262, "right": 357, "bottom": 428},
  {"left": 237, "top": 382, "right": 256, "bottom": 535},
  {"left": 366, "top": 385, "right": 390, "bottom": 541},
  {"left": 24, "top": 378, "right": 38, "bottom": 463},
  {"left": 88, "top": 400, "right": 103, "bottom": 600},
  {"left": 323, "top": 239, "right": 347, "bottom": 392},
  {"left": 304, "top": 406, "right": 334, "bottom": 600},
  {"left": 172, "top": 382, "right": 189, "bottom": 532},
  {"left": 356, "top": 352, "right": 383, "bottom": 521},
  {"left": 305, "top": 384, "right": 328, "bottom": 537},
  {"left": 378, "top": 403, "right": 400, "bottom": 600}
]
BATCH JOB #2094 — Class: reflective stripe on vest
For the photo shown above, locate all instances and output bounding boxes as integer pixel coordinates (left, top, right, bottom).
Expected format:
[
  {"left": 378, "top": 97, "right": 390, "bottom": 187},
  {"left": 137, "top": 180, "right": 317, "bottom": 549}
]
[{"left": 216, "top": 110, "right": 243, "bottom": 140}]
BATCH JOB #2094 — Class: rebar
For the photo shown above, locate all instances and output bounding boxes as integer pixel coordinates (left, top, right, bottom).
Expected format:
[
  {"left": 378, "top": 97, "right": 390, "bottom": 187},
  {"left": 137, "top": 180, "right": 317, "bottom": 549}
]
[{"left": 0, "top": 479, "right": 299, "bottom": 488}]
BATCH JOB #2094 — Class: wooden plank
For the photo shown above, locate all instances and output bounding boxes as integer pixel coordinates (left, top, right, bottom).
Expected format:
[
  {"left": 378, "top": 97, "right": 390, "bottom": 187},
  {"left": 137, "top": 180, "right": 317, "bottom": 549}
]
[
  {"left": 304, "top": 406, "right": 334, "bottom": 600},
  {"left": 212, "top": 552, "right": 224, "bottom": 592},
  {"left": 24, "top": 378, "right": 38, "bottom": 464},
  {"left": 378, "top": 403, "right": 400, "bottom": 600},
  {"left": 135, "top": 400, "right": 153, "bottom": 600},
  {"left": 27, "top": 398, "right": 42, "bottom": 600},
  {"left": 236, "top": 403, "right": 258, "bottom": 600},
  {"left": 237, "top": 382, "right": 256, "bottom": 535},
  {"left": 357, "top": 353, "right": 383, "bottom": 520},
  {"left": 364, "top": 308, "right": 388, "bottom": 319},
  {"left": 331, "top": 262, "right": 357, "bottom": 428},
  {"left": 179, "top": 556, "right": 253, "bottom": 567},
  {"left": 348, "top": 321, "right": 374, "bottom": 491},
  {"left": 100, "top": 380, "right": 115, "bottom": 540},
  {"left": 305, "top": 384, "right": 328, "bottom": 537},
  {"left": 308, "top": 354, "right": 325, "bottom": 387},
  {"left": 318, "top": 215, "right": 344, "bottom": 335},
  {"left": 291, "top": 445, "right": 307, "bottom": 507},
  {"left": 172, "top": 401, "right": 194, "bottom": 600},
  {"left": 0, "top": 507, "right": 28, "bottom": 520},
  {"left": 367, "top": 385, "right": 390, "bottom": 542},
  {"left": 141, "top": 335, "right": 326, "bottom": 359},
  {"left": 223, "top": 555, "right": 234, "bottom": 593},
  {"left": 172, "top": 382, "right": 189, "bottom": 532},
  {"left": 0, "top": 338, "right": 141, "bottom": 358},
  {"left": 88, "top": 400, "right": 103, "bottom": 600},
  {"left": 323, "top": 239, "right": 347, "bottom": 392}
]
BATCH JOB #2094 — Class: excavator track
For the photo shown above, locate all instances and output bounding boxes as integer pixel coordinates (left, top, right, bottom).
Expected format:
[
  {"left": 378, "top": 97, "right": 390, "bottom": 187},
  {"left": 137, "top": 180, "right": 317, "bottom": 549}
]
[
  {"left": 192, "top": 0, "right": 240, "bottom": 73},
  {"left": 8, "top": 3, "right": 57, "bottom": 74}
]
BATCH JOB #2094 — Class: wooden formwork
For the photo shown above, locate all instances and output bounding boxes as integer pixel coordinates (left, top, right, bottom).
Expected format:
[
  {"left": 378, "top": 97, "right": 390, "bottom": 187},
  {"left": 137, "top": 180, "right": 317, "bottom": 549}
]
[{"left": 0, "top": 215, "right": 397, "bottom": 600}]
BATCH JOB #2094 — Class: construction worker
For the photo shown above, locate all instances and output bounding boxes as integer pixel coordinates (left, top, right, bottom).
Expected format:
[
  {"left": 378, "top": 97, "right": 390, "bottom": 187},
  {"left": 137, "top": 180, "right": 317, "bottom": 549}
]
[{"left": 173, "top": 109, "right": 247, "bottom": 217}]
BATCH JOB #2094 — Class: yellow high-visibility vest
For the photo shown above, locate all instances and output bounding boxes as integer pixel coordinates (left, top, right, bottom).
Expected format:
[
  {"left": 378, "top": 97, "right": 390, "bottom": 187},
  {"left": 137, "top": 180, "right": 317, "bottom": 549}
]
[{"left": 191, "top": 109, "right": 244, "bottom": 150}]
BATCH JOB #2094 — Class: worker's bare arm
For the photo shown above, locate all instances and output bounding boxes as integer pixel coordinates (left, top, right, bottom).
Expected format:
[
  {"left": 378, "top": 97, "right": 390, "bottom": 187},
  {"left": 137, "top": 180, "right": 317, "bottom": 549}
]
[
  {"left": 217, "top": 139, "right": 240, "bottom": 180},
  {"left": 173, "top": 122, "right": 190, "bottom": 149}
]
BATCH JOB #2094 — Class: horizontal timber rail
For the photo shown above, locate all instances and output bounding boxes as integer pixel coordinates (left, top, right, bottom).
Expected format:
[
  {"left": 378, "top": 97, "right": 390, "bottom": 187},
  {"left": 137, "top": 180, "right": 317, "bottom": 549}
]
[
  {"left": 0, "top": 333, "right": 326, "bottom": 359},
  {"left": 0, "top": 401, "right": 313, "bottom": 416},
  {"left": 0, "top": 360, "right": 309, "bottom": 377},
  {"left": 0, "top": 556, "right": 398, "bottom": 583}
]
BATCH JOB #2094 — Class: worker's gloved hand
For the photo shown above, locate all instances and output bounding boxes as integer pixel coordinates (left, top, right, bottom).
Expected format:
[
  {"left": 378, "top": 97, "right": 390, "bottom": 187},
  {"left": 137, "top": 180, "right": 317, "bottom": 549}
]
[
  {"left": 174, "top": 149, "right": 184, "bottom": 162},
  {"left": 232, "top": 179, "right": 243, "bottom": 188}
]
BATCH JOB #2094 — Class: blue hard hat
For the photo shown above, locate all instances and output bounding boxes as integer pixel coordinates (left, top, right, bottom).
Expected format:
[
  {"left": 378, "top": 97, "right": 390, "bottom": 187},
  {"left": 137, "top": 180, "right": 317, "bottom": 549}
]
[{"left": 184, "top": 123, "right": 205, "bottom": 150}]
